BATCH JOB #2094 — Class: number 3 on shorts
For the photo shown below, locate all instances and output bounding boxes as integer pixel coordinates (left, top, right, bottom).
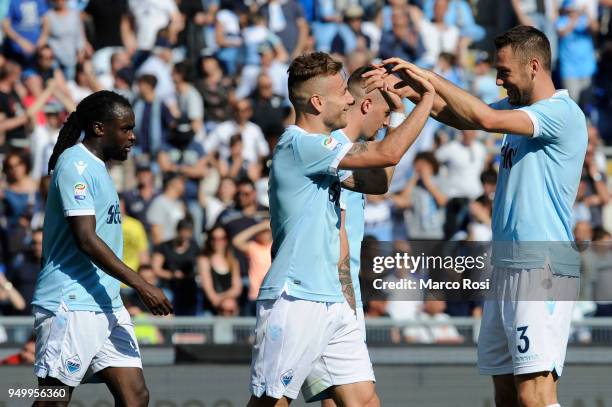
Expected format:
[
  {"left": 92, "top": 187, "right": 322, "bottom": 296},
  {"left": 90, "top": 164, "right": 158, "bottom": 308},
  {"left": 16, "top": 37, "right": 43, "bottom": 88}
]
[{"left": 517, "top": 325, "right": 530, "bottom": 354}]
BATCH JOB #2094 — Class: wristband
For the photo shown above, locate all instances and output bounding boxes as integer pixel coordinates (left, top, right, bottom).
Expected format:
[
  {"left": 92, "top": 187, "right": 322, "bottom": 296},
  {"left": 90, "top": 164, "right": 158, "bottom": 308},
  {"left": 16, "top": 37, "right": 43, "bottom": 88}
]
[{"left": 389, "top": 112, "right": 406, "bottom": 128}]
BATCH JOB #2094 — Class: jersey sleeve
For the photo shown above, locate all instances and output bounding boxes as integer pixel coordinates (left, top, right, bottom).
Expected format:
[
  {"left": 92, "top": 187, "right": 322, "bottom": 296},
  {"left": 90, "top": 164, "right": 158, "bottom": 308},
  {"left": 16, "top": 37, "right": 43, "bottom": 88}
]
[
  {"left": 55, "top": 163, "right": 96, "bottom": 217},
  {"left": 518, "top": 98, "right": 571, "bottom": 144},
  {"left": 293, "top": 134, "right": 353, "bottom": 177}
]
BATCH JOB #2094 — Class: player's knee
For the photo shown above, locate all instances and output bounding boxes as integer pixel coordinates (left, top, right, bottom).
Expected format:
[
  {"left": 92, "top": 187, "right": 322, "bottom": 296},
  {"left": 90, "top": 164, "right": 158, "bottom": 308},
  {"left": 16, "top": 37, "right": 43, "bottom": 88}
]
[
  {"left": 121, "top": 383, "right": 149, "bottom": 407},
  {"left": 494, "top": 391, "right": 518, "bottom": 407},
  {"left": 517, "top": 388, "right": 542, "bottom": 407},
  {"left": 364, "top": 392, "right": 380, "bottom": 407}
]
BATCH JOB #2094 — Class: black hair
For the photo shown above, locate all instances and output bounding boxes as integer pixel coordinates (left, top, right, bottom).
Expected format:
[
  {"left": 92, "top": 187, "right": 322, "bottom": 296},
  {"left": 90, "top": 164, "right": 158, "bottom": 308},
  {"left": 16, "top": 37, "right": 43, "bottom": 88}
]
[
  {"left": 137, "top": 74, "right": 158, "bottom": 88},
  {"left": 3, "top": 149, "right": 32, "bottom": 176},
  {"left": 494, "top": 25, "right": 552, "bottom": 72},
  {"left": 480, "top": 168, "right": 498, "bottom": 185},
  {"left": 47, "top": 90, "right": 132, "bottom": 174},
  {"left": 414, "top": 151, "right": 440, "bottom": 175},
  {"left": 177, "top": 216, "right": 194, "bottom": 232}
]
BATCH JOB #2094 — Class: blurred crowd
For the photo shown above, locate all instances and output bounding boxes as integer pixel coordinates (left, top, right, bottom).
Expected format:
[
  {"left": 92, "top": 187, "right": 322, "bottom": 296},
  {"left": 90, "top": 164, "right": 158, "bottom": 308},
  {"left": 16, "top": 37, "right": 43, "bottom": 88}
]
[{"left": 1, "top": 0, "right": 612, "bottom": 346}]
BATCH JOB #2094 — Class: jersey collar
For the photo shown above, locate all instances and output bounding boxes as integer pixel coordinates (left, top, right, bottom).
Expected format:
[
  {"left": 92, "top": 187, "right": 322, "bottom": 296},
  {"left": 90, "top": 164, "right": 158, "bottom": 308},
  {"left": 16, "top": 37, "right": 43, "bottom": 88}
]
[{"left": 77, "top": 143, "right": 106, "bottom": 167}]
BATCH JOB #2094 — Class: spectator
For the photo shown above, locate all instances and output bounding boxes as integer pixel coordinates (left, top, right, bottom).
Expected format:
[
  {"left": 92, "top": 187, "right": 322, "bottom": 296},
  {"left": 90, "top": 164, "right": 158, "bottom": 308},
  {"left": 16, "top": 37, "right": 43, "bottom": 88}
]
[
  {"left": 137, "top": 39, "right": 177, "bottom": 104},
  {"left": 206, "top": 99, "right": 269, "bottom": 165},
  {"left": 250, "top": 73, "right": 291, "bottom": 142},
  {"left": 1, "top": 0, "right": 49, "bottom": 66},
  {"left": 403, "top": 300, "right": 465, "bottom": 344},
  {"left": 214, "top": 1, "right": 243, "bottom": 76},
  {"left": 129, "top": 0, "right": 181, "bottom": 67},
  {"left": 97, "top": 50, "right": 131, "bottom": 91},
  {"left": 146, "top": 172, "right": 186, "bottom": 245},
  {"left": 364, "top": 194, "right": 395, "bottom": 242},
  {"left": 158, "top": 120, "right": 207, "bottom": 244},
  {"left": 133, "top": 74, "right": 175, "bottom": 166},
  {"left": 152, "top": 218, "right": 200, "bottom": 316},
  {"left": 579, "top": 138, "right": 609, "bottom": 227},
  {"left": 0, "top": 61, "right": 30, "bottom": 148},
  {"left": 395, "top": 152, "right": 448, "bottom": 240},
  {"left": 422, "top": 0, "right": 486, "bottom": 42},
  {"left": 197, "top": 225, "right": 243, "bottom": 316},
  {"left": 84, "top": 0, "right": 135, "bottom": 75},
  {"left": 123, "top": 165, "right": 159, "bottom": 231},
  {"left": 195, "top": 54, "right": 234, "bottom": 133},
  {"left": 261, "top": 0, "right": 309, "bottom": 59},
  {"left": 557, "top": 0, "right": 598, "bottom": 105},
  {"left": 0, "top": 271, "right": 26, "bottom": 314},
  {"left": 29, "top": 100, "right": 63, "bottom": 182},
  {"left": 172, "top": 61, "right": 205, "bottom": 138},
  {"left": 416, "top": 0, "right": 461, "bottom": 67},
  {"left": 2, "top": 150, "right": 37, "bottom": 228},
  {"left": 242, "top": 12, "right": 288, "bottom": 67},
  {"left": 585, "top": 227, "right": 612, "bottom": 317},
  {"left": 216, "top": 178, "right": 269, "bottom": 239},
  {"left": 5, "top": 228, "right": 41, "bottom": 315},
  {"left": 379, "top": 6, "right": 423, "bottom": 63},
  {"left": 468, "top": 195, "right": 493, "bottom": 241},
  {"left": 511, "top": 0, "right": 558, "bottom": 63},
  {"left": 119, "top": 197, "right": 149, "bottom": 274},
  {"left": 202, "top": 176, "right": 237, "bottom": 231},
  {"left": 330, "top": 5, "right": 373, "bottom": 56},
  {"left": 0, "top": 333, "right": 35, "bottom": 365},
  {"left": 435, "top": 130, "right": 487, "bottom": 200},
  {"left": 311, "top": 0, "right": 345, "bottom": 52},
  {"left": 47, "top": 0, "right": 87, "bottom": 81},
  {"left": 235, "top": 42, "right": 289, "bottom": 100},
  {"left": 232, "top": 219, "right": 272, "bottom": 315},
  {"left": 470, "top": 52, "right": 499, "bottom": 104}
]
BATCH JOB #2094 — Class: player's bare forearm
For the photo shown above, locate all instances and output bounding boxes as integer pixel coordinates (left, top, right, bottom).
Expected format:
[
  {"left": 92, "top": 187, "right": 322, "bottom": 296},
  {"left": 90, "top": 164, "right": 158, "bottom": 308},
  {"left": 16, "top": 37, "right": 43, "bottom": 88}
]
[
  {"left": 428, "top": 73, "right": 490, "bottom": 129},
  {"left": 339, "top": 92, "right": 434, "bottom": 171},
  {"left": 338, "top": 253, "right": 356, "bottom": 313},
  {"left": 68, "top": 216, "right": 146, "bottom": 288},
  {"left": 342, "top": 166, "right": 390, "bottom": 194}
]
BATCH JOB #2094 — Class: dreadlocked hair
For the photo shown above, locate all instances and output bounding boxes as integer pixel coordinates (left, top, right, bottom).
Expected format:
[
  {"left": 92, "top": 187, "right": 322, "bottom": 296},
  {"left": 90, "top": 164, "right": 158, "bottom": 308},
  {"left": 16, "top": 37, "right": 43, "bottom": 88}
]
[{"left": 48, "top": 90, "right": 132, "bottom": 174}]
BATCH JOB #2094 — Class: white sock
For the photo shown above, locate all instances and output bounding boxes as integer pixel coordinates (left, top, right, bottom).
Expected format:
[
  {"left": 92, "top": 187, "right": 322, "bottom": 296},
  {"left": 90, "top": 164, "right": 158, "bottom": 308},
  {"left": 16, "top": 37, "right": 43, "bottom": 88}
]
[{"left": 546, "top": 404, "right": 561, "bottom": 407}]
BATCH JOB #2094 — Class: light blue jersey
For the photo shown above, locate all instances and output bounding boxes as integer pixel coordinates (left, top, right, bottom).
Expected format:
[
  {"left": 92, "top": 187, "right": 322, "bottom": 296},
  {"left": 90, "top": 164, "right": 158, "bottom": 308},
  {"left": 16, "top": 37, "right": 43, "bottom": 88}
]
[
  {"left": 259, "top": 125, "right": 353, "bottom": 302},
  {"left": 333, "top": 130, "right": 365, "bottom": 307},
  {"left": 490, "top": 90, "right": 587, "bottom": 276},
  {"left": 33, "top": 143, "right": 124, "bottom": 312}
]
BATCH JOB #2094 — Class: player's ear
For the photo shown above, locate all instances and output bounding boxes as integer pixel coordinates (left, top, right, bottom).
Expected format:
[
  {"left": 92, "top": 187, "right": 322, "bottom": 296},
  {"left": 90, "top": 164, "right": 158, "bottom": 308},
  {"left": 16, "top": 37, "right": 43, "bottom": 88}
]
[
  {"left": 530, "top": 58, "right": 539, "bottom": 78},
  {"left": 310, "top": 94, "right": 324, "bottom": 114},
  {"left": 360, "top": 98, "right": 371, "bottom": 115},
  {"left": 92, "top": 121, "right": 104, "bottom": 137}
]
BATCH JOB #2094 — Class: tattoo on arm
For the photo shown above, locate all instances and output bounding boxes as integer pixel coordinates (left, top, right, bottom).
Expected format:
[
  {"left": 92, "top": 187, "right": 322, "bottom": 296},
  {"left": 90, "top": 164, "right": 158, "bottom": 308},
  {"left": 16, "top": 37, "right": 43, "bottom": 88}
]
[
  {"left": 346, "top": 141, "right": 369, "bottom": 157},
  {"left": 338, "top": 254, "right": 356, "bottom": 313}
]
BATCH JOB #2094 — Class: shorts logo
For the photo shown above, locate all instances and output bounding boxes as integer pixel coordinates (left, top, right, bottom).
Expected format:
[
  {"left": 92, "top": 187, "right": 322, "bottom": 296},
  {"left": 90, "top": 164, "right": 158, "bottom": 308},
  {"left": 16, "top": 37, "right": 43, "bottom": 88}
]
[
  {"left": 73, "top": 183, "right": 87, "bottom": 201},
  {"left": 269, "top": 325, "right": 282, "bottom": 342},
  {"left": 65, "top": 355, "right": 81, "bottom": 374},
  {"left": 322, "top": 136, "right": 339, "bottom": 151},
  {"left": 280, "top": 369, "right": 294, "bottom": 387}
]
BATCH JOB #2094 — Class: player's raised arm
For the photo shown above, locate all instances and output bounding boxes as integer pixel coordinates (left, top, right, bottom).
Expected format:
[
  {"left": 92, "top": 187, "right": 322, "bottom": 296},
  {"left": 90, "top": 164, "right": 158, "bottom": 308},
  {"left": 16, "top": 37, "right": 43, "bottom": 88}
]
[
  {"left": 337, "top": 68, "right": 434, "bottom": 177},
  {"left": 382, "top": 58, "right": 535, "bottom": 136}
]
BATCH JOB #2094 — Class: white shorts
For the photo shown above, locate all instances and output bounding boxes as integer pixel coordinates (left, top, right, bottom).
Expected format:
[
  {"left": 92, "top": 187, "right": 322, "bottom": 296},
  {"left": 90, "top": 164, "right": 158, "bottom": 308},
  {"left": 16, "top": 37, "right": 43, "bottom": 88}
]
[
  {"left": 477, "top": 267, "right": 576, "bottom": 377},
  {"left": 34, "top": 302, "right": 142, "bottom": 387},
  {"left": 250, "top": 294, "right": 374, "bottom": 400},
  {"left": 301, "top": 306, "right": 372, "bottom": 402}
]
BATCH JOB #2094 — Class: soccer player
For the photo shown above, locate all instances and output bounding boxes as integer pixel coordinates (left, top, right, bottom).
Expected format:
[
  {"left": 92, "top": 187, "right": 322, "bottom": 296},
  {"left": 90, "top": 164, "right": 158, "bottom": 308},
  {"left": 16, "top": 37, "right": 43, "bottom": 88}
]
[
  {"left": 301, "top": 65, "right": 406, "bottom": 405},
  {"left": 32, "top": 90, "right": 173, "bottom": 407},
  {"left": 249, "top": 52, "right": 434, "bottom": 406},
  {"left": 377, "top": 26, "right": 587, "bottom": 407}
]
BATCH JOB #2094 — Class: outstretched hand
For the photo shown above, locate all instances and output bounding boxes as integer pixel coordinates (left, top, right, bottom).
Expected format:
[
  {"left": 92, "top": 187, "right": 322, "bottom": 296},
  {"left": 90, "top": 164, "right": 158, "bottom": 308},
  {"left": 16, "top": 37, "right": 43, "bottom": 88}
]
[{"left": 136, "top": 282, "right": 174, "bottom": 316}]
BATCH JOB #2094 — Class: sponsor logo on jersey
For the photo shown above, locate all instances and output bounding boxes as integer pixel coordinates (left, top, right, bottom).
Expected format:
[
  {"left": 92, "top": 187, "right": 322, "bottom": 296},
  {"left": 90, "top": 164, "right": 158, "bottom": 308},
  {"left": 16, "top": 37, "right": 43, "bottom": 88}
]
[
  {"left": 280, "top": 369, "right": 294, "bottom": 387},
  {"left": 73, "top": 183, "right": 87, "bottom": 201},
  {"left": 322, "top": 136, "right": 340, "bottom": 151},
  {"left": 65, "top": 355, "right": 81, "bottom": 374}
]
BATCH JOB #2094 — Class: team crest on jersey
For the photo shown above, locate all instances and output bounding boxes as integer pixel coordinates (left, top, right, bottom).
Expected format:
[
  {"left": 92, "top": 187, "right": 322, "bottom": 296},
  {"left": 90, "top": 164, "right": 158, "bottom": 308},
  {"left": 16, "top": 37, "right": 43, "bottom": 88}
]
[
  {"left": 280, "top": 369, "right": 294, "bottom": 387},
  {"left": 65, "top": 355, "right": 81, "bottom": 374},
  {"left": 322, "top": 136, "right": 339, "bottom": 151},
  {"left": 73, "top": 183, "right": 87, "bottom": 201}
]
